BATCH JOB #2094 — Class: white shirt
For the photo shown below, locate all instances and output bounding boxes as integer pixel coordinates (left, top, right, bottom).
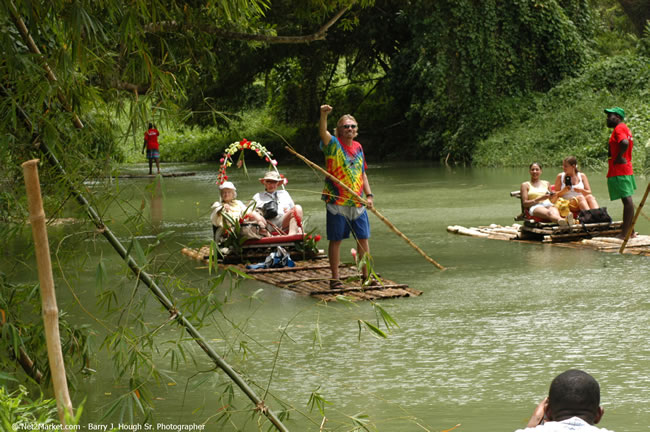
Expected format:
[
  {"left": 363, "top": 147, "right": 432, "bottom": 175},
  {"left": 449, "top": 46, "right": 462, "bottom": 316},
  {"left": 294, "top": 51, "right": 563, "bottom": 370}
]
[
  {"left": 514, "top": 417, "right": 614, "bottom": 432},
  {"left": 560, "top": 172, "right": 586, "bottom": 199},
  {"left": 252, "top": 189, "right": 295, "bottom": 226}
]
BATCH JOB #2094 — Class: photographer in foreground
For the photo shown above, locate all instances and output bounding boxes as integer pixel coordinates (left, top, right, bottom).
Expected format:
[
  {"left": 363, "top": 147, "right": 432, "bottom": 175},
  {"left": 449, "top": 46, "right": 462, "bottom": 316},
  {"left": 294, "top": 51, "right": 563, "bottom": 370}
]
[{"left": 515, "top": 369, "right": 613, "bottom": 431}]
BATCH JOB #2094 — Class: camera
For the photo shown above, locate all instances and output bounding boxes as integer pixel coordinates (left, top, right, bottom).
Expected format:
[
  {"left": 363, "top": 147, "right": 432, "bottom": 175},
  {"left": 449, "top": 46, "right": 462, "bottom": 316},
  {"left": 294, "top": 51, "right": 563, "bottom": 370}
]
[{"left": 564, "top": 175, "right": 572, "bottom": 187}]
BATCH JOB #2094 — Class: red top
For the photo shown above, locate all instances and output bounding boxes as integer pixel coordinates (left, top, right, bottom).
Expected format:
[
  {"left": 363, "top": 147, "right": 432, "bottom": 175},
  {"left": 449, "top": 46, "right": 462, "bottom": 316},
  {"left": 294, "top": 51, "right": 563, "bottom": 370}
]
[
  {"left": 607, "top": 123, "right": 634, "bottom": 177},
  {"left": 144, "top": 128, "right": 160, "bottom": 150}
]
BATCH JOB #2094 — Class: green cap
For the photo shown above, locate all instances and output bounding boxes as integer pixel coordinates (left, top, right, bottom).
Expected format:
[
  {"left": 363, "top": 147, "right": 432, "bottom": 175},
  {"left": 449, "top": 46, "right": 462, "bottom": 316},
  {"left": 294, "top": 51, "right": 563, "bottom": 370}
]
[{"left": 604, "top": 107, "right": 625, "bottom": 120}]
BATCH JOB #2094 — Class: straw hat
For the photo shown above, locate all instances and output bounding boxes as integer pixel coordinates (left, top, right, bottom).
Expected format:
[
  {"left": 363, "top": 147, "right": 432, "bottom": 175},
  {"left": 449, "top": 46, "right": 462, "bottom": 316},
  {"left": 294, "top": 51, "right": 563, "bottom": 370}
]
[{"left": 259, "top": 171, "right": 283, "bottom": 182}]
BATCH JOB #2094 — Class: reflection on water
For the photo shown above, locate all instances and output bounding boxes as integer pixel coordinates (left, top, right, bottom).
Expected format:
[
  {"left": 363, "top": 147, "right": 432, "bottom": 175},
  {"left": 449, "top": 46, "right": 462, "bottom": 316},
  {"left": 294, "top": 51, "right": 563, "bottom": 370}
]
[{"left": 63, "top": 163, "right": 649, "bottom": 431}]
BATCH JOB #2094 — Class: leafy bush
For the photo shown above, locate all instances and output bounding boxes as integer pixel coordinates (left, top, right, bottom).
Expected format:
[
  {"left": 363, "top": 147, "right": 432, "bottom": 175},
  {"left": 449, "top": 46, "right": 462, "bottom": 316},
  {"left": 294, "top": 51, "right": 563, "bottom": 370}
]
[{"left": 473, "top": 54, "right": 650, "bottom": 169}]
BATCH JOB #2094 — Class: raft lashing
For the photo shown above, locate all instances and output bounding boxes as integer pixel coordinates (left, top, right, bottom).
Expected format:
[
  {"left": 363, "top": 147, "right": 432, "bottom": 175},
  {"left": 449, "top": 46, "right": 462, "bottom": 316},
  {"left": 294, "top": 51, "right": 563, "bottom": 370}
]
[
  {"left": 447, "top": 221, "right": 650, "bottom": 256},
  {"left": 181, "top": 246, "right": 422, "bottom": 302}
]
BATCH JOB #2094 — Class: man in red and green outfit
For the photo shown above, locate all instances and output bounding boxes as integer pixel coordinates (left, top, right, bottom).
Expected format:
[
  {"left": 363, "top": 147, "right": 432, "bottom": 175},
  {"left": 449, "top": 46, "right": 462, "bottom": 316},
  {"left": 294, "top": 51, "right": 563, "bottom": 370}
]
[
  {"left": 604, "top": 107, "right": 636, "bottom": 239},
  {"left": 142, "top": 123, "right": 161, "bottom": 175}
]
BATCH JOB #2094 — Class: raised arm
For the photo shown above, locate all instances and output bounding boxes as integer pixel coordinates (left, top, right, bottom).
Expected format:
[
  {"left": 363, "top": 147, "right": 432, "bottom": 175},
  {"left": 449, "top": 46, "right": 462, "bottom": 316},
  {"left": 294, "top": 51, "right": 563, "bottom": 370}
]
[{"left": 319, "top": 104, "right": 333, "bottom": 145}]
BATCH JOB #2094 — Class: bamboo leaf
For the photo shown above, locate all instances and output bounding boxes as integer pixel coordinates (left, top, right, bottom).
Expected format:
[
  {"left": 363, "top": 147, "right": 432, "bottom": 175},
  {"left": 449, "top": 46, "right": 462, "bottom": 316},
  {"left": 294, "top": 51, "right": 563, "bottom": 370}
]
[{"left": 360, "top": 320, "right": 387, "bottom": 339}]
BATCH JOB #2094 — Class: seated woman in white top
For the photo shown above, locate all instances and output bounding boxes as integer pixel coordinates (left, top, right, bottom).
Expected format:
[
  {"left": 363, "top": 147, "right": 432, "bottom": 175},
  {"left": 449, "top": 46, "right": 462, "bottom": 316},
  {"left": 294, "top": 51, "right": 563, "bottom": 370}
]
[
  {"left": 211, "top": 181, "right": 268, "bottom": 242},
  {"left": 252, "top": 171, "right": 304, "bottom": 235},
  {"left": 521, "top": 162, "right": 565, "bottom": 223},
  {"left": 553, "top": 156, "right": 599, "bottom": 213}
]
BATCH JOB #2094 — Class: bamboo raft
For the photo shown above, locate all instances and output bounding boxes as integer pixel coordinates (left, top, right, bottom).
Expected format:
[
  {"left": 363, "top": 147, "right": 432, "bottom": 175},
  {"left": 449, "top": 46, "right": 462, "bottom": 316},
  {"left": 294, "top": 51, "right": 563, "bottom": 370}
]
[
  {"left": 182, "top": 246, "right": 422, "bottom": 302},
  {"left": 447, "top": 223, "right": 650, "bottom": 256}
]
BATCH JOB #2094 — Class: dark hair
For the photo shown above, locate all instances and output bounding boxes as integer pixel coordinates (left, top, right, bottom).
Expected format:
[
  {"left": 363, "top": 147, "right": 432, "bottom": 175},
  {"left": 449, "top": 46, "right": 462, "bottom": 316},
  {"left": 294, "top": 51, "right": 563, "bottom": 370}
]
[
  {"left": 529, "top": 162, "right": 542, "bottom": 169},
  {"left": 563, "top": 156, "right": 579, "bottom": 173},
  {"left": 548, "top": 370, "right": 600, "bottom": 421},
  {"left": 148, "top": 123, "right": 153, "bottom": 129}
]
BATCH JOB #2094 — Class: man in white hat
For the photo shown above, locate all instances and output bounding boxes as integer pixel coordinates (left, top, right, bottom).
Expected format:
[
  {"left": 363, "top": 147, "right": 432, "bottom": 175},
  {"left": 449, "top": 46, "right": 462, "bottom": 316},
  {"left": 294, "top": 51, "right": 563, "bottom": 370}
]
[{"left": 252, "top": 171, "right": 303, "bottom": 235}]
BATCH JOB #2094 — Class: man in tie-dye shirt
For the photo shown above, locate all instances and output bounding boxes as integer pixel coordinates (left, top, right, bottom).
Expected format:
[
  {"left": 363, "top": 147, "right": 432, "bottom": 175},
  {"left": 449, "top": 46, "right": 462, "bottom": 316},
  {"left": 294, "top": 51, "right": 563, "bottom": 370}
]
[{"left": 319, "top": 104, "right": 374, "bottom": 289}]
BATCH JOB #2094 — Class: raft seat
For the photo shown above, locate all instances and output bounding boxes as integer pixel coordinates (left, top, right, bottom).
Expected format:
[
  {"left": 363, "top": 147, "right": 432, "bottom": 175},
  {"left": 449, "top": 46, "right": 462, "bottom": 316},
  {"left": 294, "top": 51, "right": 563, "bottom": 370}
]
[{"left": 241, "top": 233, "right": 306, "bottom": 249}]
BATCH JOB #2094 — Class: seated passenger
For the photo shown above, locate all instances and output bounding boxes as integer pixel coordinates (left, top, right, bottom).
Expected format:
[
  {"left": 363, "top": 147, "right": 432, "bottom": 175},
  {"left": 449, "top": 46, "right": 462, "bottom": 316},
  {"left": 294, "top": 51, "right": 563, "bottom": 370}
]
[
  {"left": 553, "top": 156, "right": 599, "bottom": 214},
  {"left": 252, "top": 171, "right": 304, "bottom": 235},
  {"left": 211, "top": 181, "right": 267, "bottom": 242},
  {"left": 521, "top": 162, "right": 566, "bottom": 224}
]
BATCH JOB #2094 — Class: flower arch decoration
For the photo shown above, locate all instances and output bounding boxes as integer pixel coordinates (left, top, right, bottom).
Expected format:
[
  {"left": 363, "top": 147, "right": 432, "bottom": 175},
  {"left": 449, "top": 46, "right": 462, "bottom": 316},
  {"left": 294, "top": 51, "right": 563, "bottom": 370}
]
[{"left": 217, "top": 139, "right": 286, "bottom": 186}]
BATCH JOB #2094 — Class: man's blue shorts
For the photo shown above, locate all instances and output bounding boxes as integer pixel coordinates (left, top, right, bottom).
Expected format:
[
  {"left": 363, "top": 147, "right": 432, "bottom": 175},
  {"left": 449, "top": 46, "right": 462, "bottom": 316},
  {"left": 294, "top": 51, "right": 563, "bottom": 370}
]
[
  {"left": 146, "top": 149, "right": 160, "bottom": 159},
  {"left": 326, "top": 207, "right": 370, "bottom": 241}
]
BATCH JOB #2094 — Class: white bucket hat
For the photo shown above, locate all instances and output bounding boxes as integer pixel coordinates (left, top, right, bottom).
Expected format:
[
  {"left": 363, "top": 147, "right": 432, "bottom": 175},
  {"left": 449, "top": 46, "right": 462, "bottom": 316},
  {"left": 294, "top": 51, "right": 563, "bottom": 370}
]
[{"left": 219, "top": 181, "right": 236, "bottom": 190}]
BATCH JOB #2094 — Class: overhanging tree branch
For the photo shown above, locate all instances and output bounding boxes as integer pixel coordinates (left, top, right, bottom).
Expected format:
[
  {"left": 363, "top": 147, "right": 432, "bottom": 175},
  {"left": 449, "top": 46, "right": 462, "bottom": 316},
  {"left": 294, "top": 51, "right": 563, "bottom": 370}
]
[{"left": 145, "top": 5, "right": 351, "bottom": 43}]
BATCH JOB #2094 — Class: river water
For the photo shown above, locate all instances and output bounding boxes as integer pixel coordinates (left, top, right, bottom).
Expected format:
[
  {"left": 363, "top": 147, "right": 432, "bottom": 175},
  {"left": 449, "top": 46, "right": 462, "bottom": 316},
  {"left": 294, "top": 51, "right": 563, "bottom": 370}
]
[{"left": 15, "top": 162, "right": 650, "bottom": 431}]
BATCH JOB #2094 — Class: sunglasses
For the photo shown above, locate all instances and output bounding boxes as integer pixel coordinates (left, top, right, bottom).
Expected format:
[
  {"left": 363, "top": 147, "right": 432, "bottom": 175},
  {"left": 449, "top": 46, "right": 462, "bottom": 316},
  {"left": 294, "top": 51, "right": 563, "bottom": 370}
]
[{"left": 340, "top": 124, "right": 357, "bottom": 129}]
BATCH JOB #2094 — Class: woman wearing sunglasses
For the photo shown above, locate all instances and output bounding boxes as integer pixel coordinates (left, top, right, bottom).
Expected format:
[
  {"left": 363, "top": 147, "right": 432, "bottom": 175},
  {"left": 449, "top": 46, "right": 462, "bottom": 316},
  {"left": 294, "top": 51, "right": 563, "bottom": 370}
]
[{"left": 319, "top": 104, "right": 375, "bottom": 290}]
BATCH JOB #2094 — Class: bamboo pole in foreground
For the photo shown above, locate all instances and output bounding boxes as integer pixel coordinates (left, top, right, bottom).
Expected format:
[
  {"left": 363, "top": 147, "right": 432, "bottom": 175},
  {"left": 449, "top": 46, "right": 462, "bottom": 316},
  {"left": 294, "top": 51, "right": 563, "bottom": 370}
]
[
  {"left": 3, "top": 82, "right": 288, "bottom": 431},
  {"left": 22, "top": 159, "right": 74, "bottom": 424},
  {"left": 619, "top": 182, "right": 650, "bottom": 253},
  {"left": 285, "top": 146, "right": 446, "bottom": 270}
]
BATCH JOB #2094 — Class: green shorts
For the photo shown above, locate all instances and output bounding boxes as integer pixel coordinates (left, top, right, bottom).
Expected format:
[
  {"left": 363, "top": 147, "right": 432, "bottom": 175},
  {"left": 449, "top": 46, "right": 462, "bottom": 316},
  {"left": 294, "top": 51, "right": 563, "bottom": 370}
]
[{"left": 607, "top": 175, "right": 636, "bottom": 200}]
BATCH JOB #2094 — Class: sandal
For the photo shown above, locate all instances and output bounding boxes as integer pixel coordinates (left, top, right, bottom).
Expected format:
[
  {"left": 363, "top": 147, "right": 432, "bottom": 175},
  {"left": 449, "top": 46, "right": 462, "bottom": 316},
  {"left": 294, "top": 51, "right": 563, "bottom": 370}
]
[{"left": 329, "top": 279, "right": 344, "bottom": 290}]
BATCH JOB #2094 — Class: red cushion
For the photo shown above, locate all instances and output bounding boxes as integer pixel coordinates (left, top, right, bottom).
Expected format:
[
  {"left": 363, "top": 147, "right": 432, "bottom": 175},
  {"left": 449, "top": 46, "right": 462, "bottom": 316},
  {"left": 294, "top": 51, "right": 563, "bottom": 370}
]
[{"left": 243, "top": 234, "right": 305, "bottom": 246}]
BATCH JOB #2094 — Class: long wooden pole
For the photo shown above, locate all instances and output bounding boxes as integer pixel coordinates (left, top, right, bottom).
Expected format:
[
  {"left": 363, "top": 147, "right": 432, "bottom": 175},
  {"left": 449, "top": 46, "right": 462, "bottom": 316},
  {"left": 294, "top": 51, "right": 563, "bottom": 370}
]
[
  {"left": 619, "top": 182, "right": 650, "bottom": 253},
  {"left": 285, "top": 146, "right": 446, "bottom": 270},
  {"left": 22, "top": 159, "right": 74, "bottom": 424}
]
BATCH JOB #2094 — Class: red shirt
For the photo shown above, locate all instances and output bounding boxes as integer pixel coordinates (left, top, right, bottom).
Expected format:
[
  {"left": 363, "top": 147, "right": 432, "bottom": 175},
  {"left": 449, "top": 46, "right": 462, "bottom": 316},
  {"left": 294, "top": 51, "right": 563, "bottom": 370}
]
[
  {"left": 607, "top": 122, "right": 633, "bottom": 177},
  {"left": 144, "top": 128, "right": 159, "bottom": 150}
]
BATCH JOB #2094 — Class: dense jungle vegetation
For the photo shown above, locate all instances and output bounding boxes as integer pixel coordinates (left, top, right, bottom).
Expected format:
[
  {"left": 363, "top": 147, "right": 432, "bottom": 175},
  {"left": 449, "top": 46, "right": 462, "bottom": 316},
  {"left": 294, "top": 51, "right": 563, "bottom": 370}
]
[{"left": 1, "top": 0, "right": 649, "bottom": 428}]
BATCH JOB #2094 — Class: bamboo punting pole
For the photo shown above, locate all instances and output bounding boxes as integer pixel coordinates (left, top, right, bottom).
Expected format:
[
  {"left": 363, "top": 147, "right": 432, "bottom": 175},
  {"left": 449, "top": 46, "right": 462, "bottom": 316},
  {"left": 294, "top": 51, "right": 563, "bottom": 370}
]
[
  {"left": 619, "top": 182, "right": 650, "bottom": 253},
  {"left": 22, "top": 159, "right": 74, "bottom": 424},
  {"left": 285, "top": 146, "right": 446, "bottom": 270}
]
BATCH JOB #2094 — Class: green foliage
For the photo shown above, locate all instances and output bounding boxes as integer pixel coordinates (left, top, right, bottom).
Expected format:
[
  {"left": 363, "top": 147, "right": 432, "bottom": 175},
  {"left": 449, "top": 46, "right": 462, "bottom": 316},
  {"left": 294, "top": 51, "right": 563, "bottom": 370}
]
[
  {"left": 590, "top": 0, "right": 639, "bottom": 55},
  {"left": 473, "top": 54, "right": 650, "bottom": 168},
  {"left": 118, "top": 109, "right": 299, "bottom": 163},
  {"left": 0, "top": 385, "right": 58, "bottom": 428},
  {"left": 0, "top": 273, "right": 92, "bottom": 388},
  {"left": 389, "top": 0, "right": 594, "bottom": 163}
]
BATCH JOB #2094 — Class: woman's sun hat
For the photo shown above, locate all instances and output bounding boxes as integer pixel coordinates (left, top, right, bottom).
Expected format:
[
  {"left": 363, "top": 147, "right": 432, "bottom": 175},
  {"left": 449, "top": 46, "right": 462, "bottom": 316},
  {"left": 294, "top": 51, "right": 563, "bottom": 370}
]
[{"left": 219, "top": 181, "right": 236, "bottom": 190}]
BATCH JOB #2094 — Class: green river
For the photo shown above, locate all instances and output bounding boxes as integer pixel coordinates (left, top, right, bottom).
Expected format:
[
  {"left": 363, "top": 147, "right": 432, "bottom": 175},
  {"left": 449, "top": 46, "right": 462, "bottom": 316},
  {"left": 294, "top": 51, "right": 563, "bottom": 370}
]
[{"left": 10, "top": 162, "right": 650, "bottom": 431}]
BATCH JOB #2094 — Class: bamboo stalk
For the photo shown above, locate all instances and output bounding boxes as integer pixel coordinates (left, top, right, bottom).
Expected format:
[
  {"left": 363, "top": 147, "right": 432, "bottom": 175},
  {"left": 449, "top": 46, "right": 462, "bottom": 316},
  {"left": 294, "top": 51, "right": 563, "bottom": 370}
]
[
  {"left": 22, "top": 159, "right": 74, "bottom": 424},
  {"left": 619, "top": 182, "right": 650, "bottom": 253},
  {"left": 4, "top": 85, "right": 288, "bottom": 432},
  {"left": 6, "top": 6, "right": 290, "bottom": 423},
  {"left": 285, "top": 146, "right": 446, "bottom": 270},
  {"left": 7, "top": 1, "right": 84, "bottom": 129}
]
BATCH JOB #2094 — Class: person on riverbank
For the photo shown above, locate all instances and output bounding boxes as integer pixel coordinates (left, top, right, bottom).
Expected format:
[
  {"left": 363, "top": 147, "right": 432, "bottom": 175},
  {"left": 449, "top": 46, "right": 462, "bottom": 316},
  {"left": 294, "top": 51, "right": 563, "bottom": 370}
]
[
  {"left": 319, "top": 104, "right": 374, "bottom": 289},
  {"left": 211, "top": 181, "right": 268, "bottom": 242},
  {"left": 142, "top": 123, "right": 161, "bottom": 175},
  {"left": 515, "top": 369, "right": 612, "bottom": 431},
  {"left": 252, "top": 171, "right": 303, "bottom": 235},
  {"left": 604, "top": 107, "right": 636, "bottom": 239},
  {"left": 553, "top": 156, "right": 599, "bottom": 214},
  {"left": 521, "top": 162, "right": 567, "bottom": 224}
]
